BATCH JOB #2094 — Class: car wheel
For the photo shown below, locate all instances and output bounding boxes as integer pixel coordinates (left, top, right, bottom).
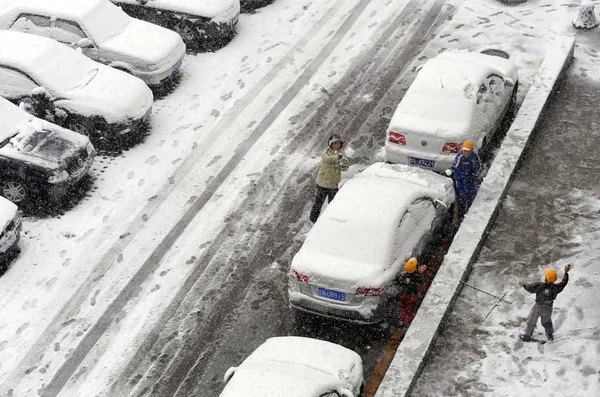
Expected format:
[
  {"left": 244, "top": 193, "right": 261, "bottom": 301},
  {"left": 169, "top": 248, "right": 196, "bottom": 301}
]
[
  {"left": 1, "top": 180, "right": 27, "bottom": 203},
  {"left": 67, "top": 117, "right": 95, "bottom": 137}
]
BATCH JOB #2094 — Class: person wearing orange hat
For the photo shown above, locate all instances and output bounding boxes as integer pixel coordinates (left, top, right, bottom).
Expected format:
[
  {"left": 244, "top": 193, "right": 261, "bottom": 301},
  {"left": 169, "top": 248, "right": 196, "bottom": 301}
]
[
  {"left": 398, "top": 257, "right": 427, "bottom": 326},
  {"left": 445, "top": 140, "right": 481, "bottom": 220},
  {"left": 519, "top": 264, "right": 571, "bottom": 342}
]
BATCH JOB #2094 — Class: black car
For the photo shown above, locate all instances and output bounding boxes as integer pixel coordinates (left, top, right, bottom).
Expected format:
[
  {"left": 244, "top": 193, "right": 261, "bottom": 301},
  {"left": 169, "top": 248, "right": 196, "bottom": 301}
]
[
  {"left": 0, "top": 97, "right": 95, "bottom": 204},
  {"left": 110, "top": 0, "right": 240, "bottom": 53}
]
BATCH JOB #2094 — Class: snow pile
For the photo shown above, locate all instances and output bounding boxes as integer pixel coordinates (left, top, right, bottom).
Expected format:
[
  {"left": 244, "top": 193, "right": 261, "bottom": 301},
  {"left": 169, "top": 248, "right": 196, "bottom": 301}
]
[{"left": 573, "top": 0, "right": 599, "bottom": 29}]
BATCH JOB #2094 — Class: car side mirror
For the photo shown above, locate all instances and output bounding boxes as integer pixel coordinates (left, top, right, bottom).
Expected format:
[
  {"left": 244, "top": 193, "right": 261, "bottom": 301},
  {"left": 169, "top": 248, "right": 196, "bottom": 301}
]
[
  {"left": 76, "top": 38, "right": 94, "bottom": 49},
  {"left": 337, "top": 388, "right": 354, "bottom": 397},
  {"left": 223, "top": 367, "right": 237, "bottom": 383},
  {"left": 433, "top": 199, "right": 447, "bottom": 211},
  {"left": 504, "top": 77, "right": 514, "bottom": 88},
  {"left": 31, "top": 86, "right": 49, "bottom": 98}
]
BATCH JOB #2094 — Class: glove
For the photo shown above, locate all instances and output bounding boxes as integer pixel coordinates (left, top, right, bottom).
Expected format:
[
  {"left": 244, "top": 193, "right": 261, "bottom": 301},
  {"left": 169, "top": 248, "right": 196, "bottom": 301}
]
[
  {"left": 564, "top": 264, "right": 572, "bottom": 273},
  {"left": 444, "top": 169, "right": 453, "bottom": 177}
]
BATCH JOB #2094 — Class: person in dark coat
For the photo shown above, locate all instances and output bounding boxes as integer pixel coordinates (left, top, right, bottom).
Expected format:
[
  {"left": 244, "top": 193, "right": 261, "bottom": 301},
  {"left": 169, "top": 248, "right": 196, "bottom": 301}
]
[
  {"left": 519, "top": 264, "right": 571, "bottom": 342},
  {"left": 445, "top": 140, "right": 481, "bottom": 220},
  {"left": 398, "top": 257, "right": 427, "bottom": 326},
  {"left": 309, "top": 134, "right": 350, "bottom": 223}
]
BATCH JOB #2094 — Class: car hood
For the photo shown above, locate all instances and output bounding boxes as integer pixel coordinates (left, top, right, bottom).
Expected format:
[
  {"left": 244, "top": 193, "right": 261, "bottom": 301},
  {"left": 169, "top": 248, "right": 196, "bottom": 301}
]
[
  {"left": 118, "top": 0, "right": 240, "bottom": 20},
  {"left": 1, "top": 118, "right": 90, "bottom": 171},
  {"left": 65, "top": 65, "right": 153, "bottom": 124},
  {"left": 101, "top": 19, "right": 185, "bottom": 68}
]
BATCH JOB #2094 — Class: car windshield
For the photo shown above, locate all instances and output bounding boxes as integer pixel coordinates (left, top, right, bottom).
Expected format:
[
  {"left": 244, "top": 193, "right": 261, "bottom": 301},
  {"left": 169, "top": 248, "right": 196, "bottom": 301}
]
[
  {"left": 14, "top": 129, "right": 74, "bottom": 157},
  {"left": 82, "top": 0, "right": 131, "bottom": 43},
  {"left": 32, "top": 45, "right": 99, "bottom": 93}
]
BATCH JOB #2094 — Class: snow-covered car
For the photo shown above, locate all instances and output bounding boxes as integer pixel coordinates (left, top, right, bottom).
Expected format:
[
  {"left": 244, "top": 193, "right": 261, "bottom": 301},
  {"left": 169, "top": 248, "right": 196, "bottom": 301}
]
[
  {"left": 220, "top": 336, "right": 364, "bottom": 397},
  {"left": 0, "top": 0, "right": 186, "bottom": 87},
  {"left": 385, "top": 50, "right": 519, "bottom": 172},
  {"left": 0, "top": 97, "right": 95, "bottom": 204},
  {"left": 0, "top": 196, "right": 21, "bottom": 267},
  {"left": 110, "top": 0, "right": 240, "bottom": 53},
  {"left": 0, "top": 31, "right": 153, "bottom": 149},
  {"left": 289, "top": 163, "right": 455, "bottom": 323}
]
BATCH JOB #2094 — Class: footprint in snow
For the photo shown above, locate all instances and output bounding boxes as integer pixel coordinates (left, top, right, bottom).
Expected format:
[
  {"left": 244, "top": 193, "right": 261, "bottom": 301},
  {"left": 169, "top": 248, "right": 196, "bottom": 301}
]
[
  {"left": 138, "top": 179, "right": 145, "bottom": 187},
  {"left": 157, "top": 139, "right": 165, "bottom": 147},
  {"left": 127, "top": 171, "right": 135, "bottom": 179},
  {"left": 21, "top": 298, "right": 38, "bottom": 310},
  {"left": 62, "top": 258, "right": 71, "bottom": 268},
  {"left": 211, "top": 109, "right": 220, "bottom": 118},
  {"left": 16, "top": 323, "right": 30, "bottom": 334},
  {"left": 145, "top": 156, "right": 159, "bottom": 165}
]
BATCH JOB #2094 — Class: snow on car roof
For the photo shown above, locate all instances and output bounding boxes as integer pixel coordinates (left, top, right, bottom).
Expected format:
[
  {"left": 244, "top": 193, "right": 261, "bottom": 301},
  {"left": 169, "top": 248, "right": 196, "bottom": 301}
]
[
  {"left": 220, "top": 337, "right": 361, "bottom": 397},
  {"left": 0, "top": 195, "right": 18, "bottom": 232},
  {"left": 113, "top": 0, "right": 239, "bottom": 20},
  {"left": 293, "top": 163, "right": 454, "bottom": 281},
  {"left": 0, "top": 0, "right": 131, "bottom": 43},
  {"left": 389, "top": 50, "right": 518, "bottom": 138},
  {"left": 0, "top": 31, "right": 100, "bottom": 93}
]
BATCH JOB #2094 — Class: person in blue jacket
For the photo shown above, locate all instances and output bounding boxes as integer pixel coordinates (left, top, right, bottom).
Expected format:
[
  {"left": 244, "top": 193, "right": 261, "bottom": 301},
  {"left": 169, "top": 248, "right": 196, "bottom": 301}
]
[{"left": 445, "top": 140, "right": 481, "bottom": 220}]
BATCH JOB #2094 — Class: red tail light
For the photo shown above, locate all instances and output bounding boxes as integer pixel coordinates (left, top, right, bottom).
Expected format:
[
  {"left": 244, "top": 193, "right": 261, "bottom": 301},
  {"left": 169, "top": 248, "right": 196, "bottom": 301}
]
[
  {"left": 290, "top": 270, "right": 309, "bottom": 284},
  {"left": 388, "top": 131, "right": 406, "bottom": 145},
  {"left": 355, "top": 287, "right": 383, "bottom": 296},
  {"left": 442, "top": 142, "right": 461, "bottom": 153}
]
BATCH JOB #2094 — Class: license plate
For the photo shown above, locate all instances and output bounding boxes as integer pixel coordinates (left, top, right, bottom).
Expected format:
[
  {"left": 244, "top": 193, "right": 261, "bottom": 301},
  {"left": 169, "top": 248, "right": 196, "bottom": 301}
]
[
  {"left": 76, "top": 167, "right": 88, "bottom": 183},
  {"left": 409, "top": 157, "right": 435, "bottom": 168},
  {"left": 173, "top": 59, "right": 182, "bottom": 72},
  {"left": 317, "top": 288, "right": 346, "bottom": 301}
]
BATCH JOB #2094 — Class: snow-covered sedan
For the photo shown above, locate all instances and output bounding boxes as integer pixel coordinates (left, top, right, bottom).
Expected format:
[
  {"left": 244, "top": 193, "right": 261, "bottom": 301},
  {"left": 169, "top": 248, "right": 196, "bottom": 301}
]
[
  {"left": 0, "top": 97, "right": 95, "bottom": 204},
  {"left": 220, "top": 336, "right": 364, "bottom": 397},
  {"left": 0, "top": 31, "right": 153, "bottom": 149},
  {"left": 111, "top": 0, "right": 240, "bottom": 53},
  {"left": 385, "top": 50, "right": 519, "bottom": 172},
  {"left": 289, "top": 163, "right": 455, "bottom": 323},
  {"left": 0, "top": 0, "right": 186, "bottom": 87},
  {"left": 0, "top": 195, "right": 21, "bottom": 267}
]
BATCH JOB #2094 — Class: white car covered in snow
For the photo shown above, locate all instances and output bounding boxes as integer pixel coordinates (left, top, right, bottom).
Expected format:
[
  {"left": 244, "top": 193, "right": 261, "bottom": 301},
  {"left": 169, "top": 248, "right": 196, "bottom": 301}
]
[
  {"left": 0, "top": 31, "right": 153, "bottom": 148},
  {"left": 111, "top": 0, "right": 240, "bottom": 53},
  {"left": 0, "top": 195, "right": 21, "bottom": 267},
  {"left": 385, "top": 50, "right": 519, "bottom": 172},
  {"left": 289, "top": 163, "right": 454, "bottom": 323},
  {"left": 0, "top": 0, "right": 186, "bottom": 86},
  {"left": 220, "top": 336, "right": 364, "bottom": 397}
]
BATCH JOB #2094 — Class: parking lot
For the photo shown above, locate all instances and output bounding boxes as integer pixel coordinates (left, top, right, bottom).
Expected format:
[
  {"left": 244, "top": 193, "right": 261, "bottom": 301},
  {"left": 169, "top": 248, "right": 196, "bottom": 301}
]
[{"left": 0, "top": 0, "right": 598, "bottom": 396}]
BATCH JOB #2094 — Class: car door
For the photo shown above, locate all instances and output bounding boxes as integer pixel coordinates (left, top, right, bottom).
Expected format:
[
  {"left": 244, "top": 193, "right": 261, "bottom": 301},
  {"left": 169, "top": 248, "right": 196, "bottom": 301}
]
[
  {"left": 401, "top": 198, "right": 438, "bottom": 261},
  {"left": 0, "top": 66, "right": 38, "bottom": 102},
  {"left": 8, "top": 13, "right": 52, "bottom": 38},
  {"left": 52, "top": 19, "right": 99, "bottom": 60}
]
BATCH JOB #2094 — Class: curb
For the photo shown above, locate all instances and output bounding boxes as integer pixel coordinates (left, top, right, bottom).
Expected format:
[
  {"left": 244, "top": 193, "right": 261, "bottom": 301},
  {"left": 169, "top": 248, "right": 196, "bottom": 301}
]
[{"left": 374, "top": 36, "right": 575, "bottom": 397}]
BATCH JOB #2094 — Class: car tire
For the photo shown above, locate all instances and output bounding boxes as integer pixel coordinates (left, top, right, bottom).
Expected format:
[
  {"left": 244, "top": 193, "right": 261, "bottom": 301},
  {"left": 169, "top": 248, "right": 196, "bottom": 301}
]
[
  {"left": 1, "top": 180, "right": 27, "bottom": 203},
  {"left": 67, "top": 117, "right": 95, "bottom": 137}
]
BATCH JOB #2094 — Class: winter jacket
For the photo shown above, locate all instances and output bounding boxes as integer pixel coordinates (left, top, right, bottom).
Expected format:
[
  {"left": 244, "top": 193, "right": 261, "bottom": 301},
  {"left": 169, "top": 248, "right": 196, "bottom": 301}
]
[
  {"left": 399, "top": 272, "right": 424, "bottom": 296},
  {"left": 315, "top": 147, "right": 350, "bottom": 189},
  {"left": 451, "top": 150, "right": 481, "bottom": 183},
  {"left": 522, "top": 273, "right": 569, "bottom": 306}
]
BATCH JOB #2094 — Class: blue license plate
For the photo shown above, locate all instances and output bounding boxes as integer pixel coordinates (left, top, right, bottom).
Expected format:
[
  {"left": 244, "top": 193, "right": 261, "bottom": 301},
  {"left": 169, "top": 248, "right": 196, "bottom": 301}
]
[
  {"left": 317, "top": 288, "right": 346, "bottom": 301},
  {"left": 410, "top": 157, "right": 435, "bottom": 168}
]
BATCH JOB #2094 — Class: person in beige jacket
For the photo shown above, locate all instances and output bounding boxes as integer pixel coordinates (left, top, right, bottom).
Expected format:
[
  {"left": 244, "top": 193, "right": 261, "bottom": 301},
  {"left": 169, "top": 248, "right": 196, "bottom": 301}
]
[{"left": 309, "top": 134, "right": 350, "bottom": 223}]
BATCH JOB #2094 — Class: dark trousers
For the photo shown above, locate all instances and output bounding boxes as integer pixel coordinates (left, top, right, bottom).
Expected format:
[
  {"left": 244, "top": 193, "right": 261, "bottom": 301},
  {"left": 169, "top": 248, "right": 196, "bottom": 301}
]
[
  {"left": 309, "top": 185, "right": 338, "bottom": 222},
  {"left": 399, "top": 294, "right": 417, "bottom": 325},
  {"left": 455, "top": 180, "right": 477, "bottom": 219},
  {"left": 524, "top": 303, "right": 554, "bottom": 337}
]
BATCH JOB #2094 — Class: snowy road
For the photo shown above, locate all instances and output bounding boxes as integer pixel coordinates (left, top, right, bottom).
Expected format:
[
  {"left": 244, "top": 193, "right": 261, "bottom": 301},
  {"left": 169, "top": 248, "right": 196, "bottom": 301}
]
[{"left": 0, "top": 0, "right": 454, "bottom": 396}]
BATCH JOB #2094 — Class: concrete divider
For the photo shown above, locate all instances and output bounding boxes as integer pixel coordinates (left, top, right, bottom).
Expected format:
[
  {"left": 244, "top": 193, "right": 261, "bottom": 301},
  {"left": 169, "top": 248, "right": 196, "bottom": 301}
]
[{"left": 374, "top": 36, "right": 575, "bottom": 397}]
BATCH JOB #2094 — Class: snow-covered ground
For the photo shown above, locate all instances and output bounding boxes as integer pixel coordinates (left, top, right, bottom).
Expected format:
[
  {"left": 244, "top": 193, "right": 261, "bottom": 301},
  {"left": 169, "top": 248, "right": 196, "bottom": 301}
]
[{"left": 0, "top": 0, "right": 599, "bottom": 395}]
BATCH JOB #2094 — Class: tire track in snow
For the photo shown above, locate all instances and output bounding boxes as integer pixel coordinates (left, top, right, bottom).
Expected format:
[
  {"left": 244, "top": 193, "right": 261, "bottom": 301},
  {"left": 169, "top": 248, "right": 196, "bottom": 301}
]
[
  {"left": 37, "top": 0, "right": 382, "bottom": 396},
  {"left": 0, "top": 0, "right": 354, "bottom": 395}
]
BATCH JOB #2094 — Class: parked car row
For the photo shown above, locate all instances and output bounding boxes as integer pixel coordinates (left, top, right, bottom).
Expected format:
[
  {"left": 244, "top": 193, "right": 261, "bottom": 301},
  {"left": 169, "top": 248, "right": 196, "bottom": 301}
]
[{"left": 222, "top": 50, "right": 520, "bottom": 396}]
